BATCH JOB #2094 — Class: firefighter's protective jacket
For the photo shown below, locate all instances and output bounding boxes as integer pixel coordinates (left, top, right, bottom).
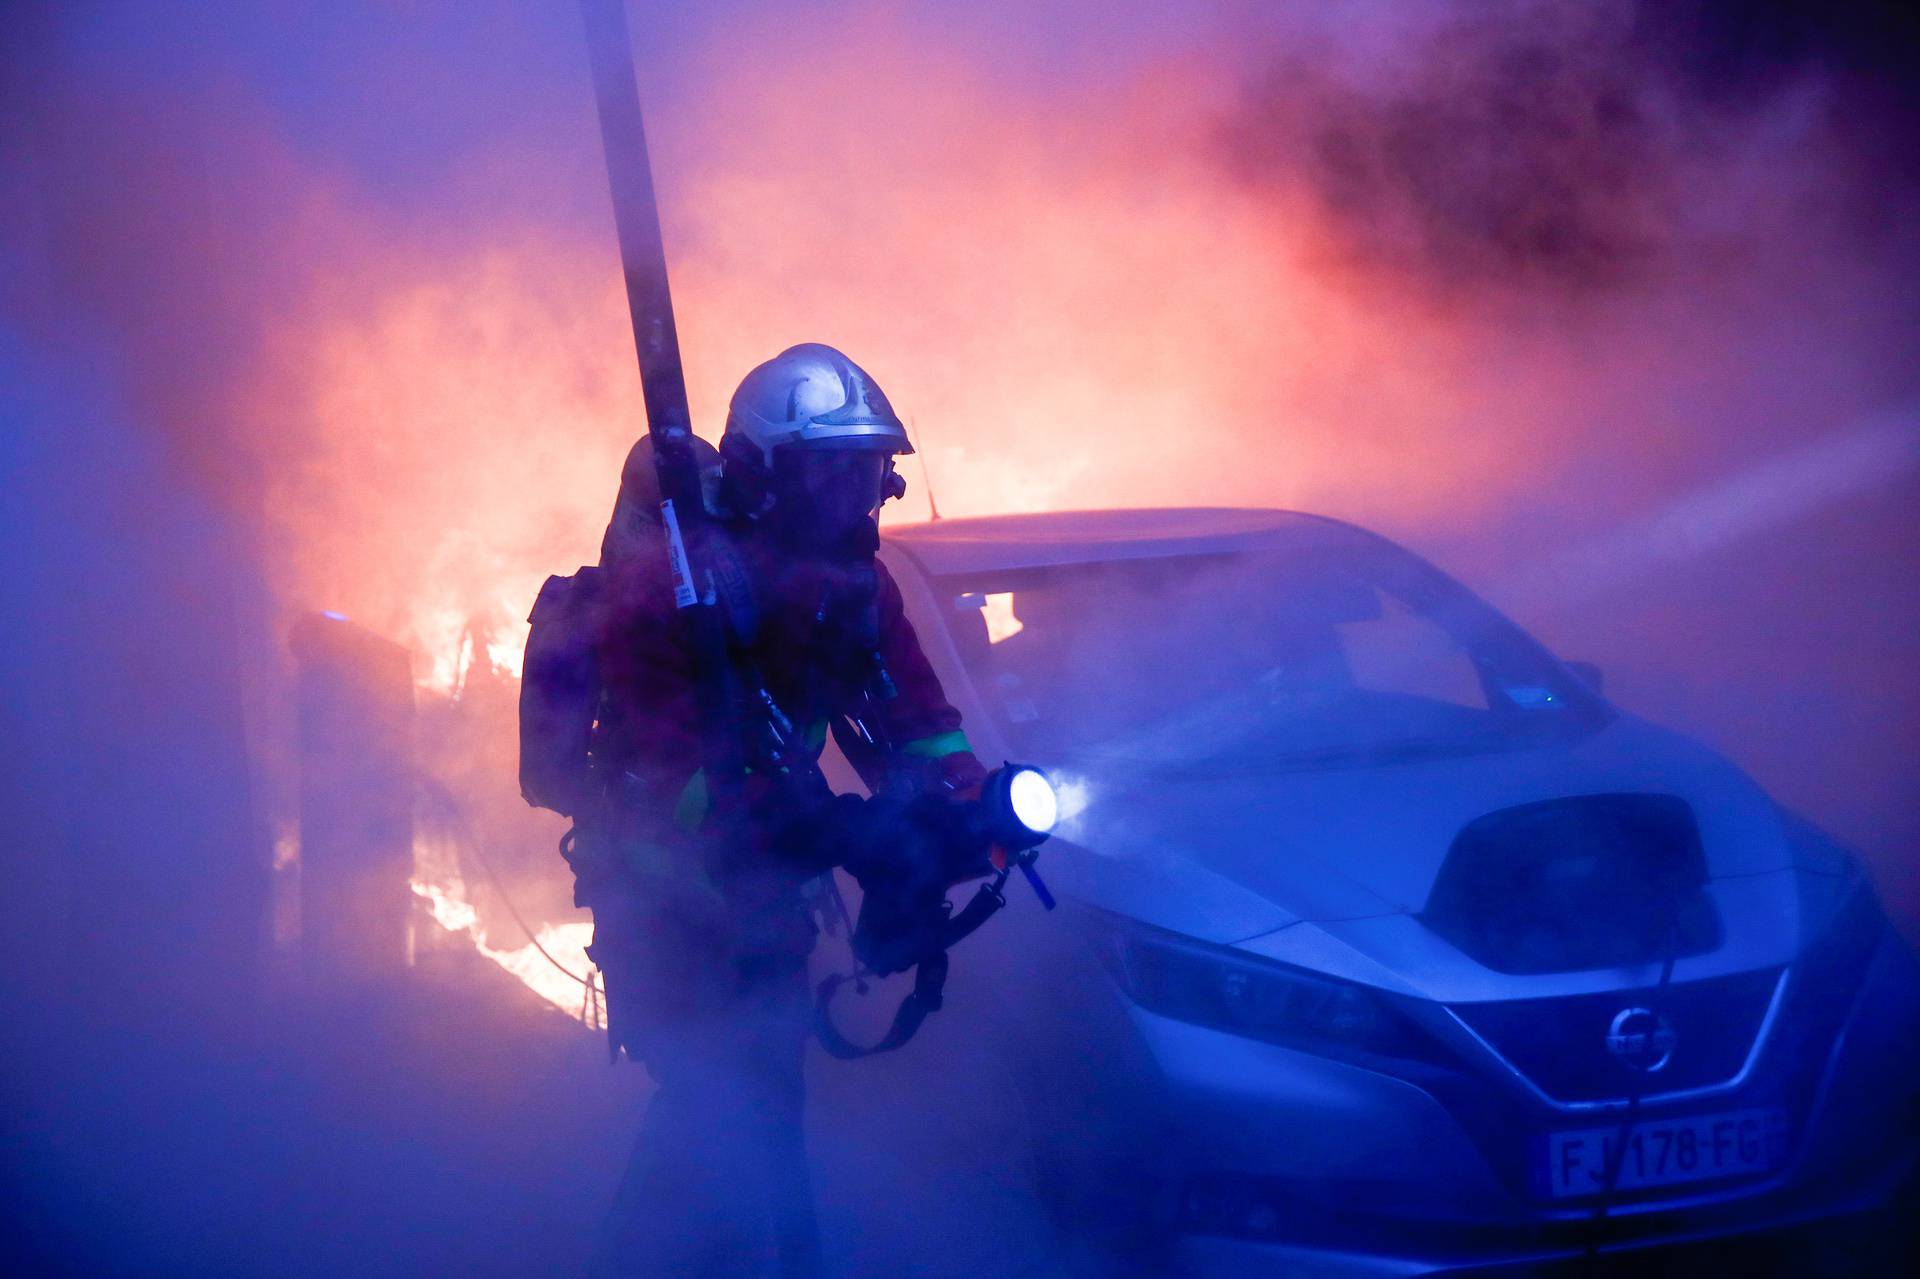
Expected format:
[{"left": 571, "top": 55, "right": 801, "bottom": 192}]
[{"left": 572, "top": 527, "right": 985, "bottom": 961}]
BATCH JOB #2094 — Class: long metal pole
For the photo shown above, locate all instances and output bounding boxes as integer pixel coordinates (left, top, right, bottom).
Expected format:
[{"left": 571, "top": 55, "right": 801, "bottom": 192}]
[
  {"left": 579, "top": 0, "right": 693, "bottom": 449},
  {"left": 578, "top": 0, "right": 754, "bottom": 787}
]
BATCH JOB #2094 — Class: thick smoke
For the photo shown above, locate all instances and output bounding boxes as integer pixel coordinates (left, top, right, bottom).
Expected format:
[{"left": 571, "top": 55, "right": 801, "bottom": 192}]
[
  {"left": 3, "top": 1, "right": 1917, "bottom": 1274},
  {"left": 1234, "top": 4, "right": 1682, "bottom": 295},
  {"left": 1228, "top": 1, "right": 1920, "bottom": 297}
]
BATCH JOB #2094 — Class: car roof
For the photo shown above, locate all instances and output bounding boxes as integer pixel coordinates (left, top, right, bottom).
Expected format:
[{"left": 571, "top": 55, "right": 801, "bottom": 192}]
[{"left": 880, "top": 506, "right": 1369, "bottom": 576}]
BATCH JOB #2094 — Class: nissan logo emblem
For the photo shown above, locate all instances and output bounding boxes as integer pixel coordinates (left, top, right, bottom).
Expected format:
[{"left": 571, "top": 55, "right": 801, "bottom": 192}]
[{"left": 1606, "top": 1006, "right": 1677, "bottom": 1074}]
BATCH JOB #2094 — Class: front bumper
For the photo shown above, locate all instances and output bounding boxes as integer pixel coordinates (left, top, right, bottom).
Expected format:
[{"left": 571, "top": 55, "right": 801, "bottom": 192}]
[{"left": 1092, "top": 926, "right": 1920, "bottom": 1275}]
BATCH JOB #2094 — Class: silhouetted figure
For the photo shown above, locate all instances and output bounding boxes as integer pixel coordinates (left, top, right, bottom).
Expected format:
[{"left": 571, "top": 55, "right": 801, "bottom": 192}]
[{"left": 524, "top": 345, "right": 988, "bottom": 1277}]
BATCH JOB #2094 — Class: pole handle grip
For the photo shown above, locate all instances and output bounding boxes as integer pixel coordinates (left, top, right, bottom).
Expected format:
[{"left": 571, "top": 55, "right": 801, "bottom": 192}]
[{"left": 1018, "top": 859, "right": 1057, "bottom": 911}]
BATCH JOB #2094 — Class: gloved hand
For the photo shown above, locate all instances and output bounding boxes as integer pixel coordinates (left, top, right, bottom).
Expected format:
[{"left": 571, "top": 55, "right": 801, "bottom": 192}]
[
  {"left": 715, "top": 764, "right": 995, "bottom": 895},
  {"left": 822, "top": 790, "right": 991, "bottom": 979},
  {"left": 838, "top": 790, "right": 987, "bottom": 888}
]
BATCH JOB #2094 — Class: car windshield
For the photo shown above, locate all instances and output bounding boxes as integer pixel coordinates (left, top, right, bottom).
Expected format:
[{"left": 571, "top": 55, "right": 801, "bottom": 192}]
[{"left": 934, "top": 544, "right": 1605, "bottom": 776}]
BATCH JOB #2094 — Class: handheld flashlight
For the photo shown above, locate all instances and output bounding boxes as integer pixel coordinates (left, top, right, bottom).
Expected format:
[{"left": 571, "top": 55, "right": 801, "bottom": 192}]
[
  {"left": 980, "top": 764, "right": 1058, "bottom": 848},
  {"left": 979, "top": 764, "right": 1059, "bottom": 911}
]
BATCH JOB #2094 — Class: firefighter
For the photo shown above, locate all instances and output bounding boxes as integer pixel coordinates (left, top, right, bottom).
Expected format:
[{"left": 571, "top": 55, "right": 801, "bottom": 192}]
[{"left": 576, "top": 344, "right": 988, "bottom": 1278}]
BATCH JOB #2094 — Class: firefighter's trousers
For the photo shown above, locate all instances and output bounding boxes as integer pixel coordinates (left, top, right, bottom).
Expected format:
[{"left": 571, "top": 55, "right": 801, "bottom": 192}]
[{"left": 597, "top": 954, "right": 821, "bottom": 1279}]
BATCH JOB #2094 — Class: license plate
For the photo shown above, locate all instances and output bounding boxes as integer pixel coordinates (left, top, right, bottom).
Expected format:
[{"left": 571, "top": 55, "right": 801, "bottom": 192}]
[{"left": 1540, "top": 1106, "right": 1789, "bottom": 1199}]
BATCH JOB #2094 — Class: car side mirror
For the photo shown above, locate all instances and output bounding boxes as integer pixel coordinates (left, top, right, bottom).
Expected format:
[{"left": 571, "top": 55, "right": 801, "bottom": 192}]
[{"left": 1564, "top": 660, "right": 1604, "bottom": 694}]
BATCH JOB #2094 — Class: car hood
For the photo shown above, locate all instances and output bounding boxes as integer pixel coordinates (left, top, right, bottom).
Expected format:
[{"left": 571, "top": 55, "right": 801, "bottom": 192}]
[{"left": 1045, "top": 713, "right": 1802, "bottom": 996}]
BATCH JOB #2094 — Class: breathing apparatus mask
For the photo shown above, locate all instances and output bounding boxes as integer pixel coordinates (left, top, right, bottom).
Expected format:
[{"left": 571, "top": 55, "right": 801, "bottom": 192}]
[{"left": 763, "top": 446, "right": 904, "bottom": 561}]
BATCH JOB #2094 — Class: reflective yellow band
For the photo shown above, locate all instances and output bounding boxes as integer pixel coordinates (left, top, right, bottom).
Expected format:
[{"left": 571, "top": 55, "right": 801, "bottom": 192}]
[{"left": 900, "top": 730, "right": 972, "bottom": 759}]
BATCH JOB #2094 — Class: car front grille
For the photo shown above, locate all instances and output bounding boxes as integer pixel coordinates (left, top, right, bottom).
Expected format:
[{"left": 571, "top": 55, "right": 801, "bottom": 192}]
[{"left": 1448, "top": 967, "right": 1784, "bottom": 1104}]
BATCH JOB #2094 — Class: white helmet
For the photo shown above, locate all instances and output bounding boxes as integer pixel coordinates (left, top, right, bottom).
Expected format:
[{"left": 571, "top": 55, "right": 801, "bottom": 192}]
[{"left": 721, "top": 343, "right": 913, "bottom": 465}]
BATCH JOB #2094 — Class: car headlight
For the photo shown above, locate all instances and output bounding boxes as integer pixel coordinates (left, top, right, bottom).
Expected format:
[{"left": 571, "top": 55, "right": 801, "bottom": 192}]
[{"left": 1095, "top": 914, "right": 1442, "bottom": 1064}]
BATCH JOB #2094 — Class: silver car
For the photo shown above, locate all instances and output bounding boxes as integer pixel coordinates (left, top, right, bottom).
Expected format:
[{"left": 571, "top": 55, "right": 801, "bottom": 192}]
[{"left": 864, "top": 507, "right": 1919, "bottom": 1276}]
